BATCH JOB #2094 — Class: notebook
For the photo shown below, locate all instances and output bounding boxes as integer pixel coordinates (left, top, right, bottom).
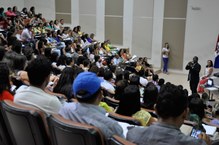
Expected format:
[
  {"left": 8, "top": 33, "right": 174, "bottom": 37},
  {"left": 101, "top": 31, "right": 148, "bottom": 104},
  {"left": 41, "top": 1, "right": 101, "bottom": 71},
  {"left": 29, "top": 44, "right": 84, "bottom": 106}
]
[
  {"left": 180, "top": 124, "right": 193, "bottom": 136},
  {"left": 202, "top": 124, "right": 217, "bottom": 136}
]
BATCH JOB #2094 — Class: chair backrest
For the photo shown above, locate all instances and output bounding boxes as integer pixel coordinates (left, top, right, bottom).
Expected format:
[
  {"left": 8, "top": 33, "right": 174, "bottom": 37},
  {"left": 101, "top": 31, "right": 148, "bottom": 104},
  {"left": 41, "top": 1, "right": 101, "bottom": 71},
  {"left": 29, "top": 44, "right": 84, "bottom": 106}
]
[
  {"left": 0, "top": 100, "right": 50, "bottom": 145},
  {"left": 108, "top": 112, "right": 141, "bottom": 126},
  {"left": 0, "top": 103, "right": 12, "bottom": 145},
  {"left": 103, "top": 96, "right": 119, "bottom": 109},
  {"left": 47, "top": 114, "right": 105, "bottom": 145},
  {"left": 109, "top": 135, "right": 136, "bottom": 145}
]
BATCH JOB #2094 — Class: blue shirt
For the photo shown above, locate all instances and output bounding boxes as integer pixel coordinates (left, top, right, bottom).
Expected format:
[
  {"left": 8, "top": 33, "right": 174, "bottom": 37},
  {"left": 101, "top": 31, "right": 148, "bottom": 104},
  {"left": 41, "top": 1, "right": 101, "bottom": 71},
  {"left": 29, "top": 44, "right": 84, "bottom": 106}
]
[{"left": 59, "top": 102, "right": 124, "bottom": 139}]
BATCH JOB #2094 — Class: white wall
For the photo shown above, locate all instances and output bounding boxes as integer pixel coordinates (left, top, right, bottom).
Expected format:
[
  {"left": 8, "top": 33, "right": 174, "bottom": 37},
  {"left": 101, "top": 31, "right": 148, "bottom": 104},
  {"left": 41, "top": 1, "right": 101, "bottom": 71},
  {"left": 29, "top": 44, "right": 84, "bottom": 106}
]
[
  {"left": 0, "top": 0, "right": 24, "bottom": 10},
  {"left": 184, "top": 0, "right": 219, "bottom": 74},
  {"left": 2, "top": 0, "right": 219, "bottom": 74},
  {"left": 24, "top": 0, "right": 55, "bottom": 21}
]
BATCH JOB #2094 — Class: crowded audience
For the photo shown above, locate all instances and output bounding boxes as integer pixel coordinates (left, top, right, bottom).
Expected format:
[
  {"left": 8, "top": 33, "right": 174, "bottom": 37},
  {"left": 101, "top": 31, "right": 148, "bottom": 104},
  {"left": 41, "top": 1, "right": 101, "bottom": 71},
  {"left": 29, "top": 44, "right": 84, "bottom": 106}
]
[{"left": 0, "top": 5, "right": 218, "bottom": 145}]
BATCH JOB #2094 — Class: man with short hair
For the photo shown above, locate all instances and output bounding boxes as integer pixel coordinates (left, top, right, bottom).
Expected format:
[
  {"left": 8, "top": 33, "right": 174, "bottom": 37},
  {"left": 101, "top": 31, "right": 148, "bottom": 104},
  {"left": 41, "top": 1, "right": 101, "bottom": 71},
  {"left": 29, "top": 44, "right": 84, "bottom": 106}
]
[
  {"left": 186, "top": 56, "right": 201, "bottom": 94},
  {"left": 59, "top": 72, "right": 124, "bottom": 139},
  {"left": 14, "top": 55, "right": 62, "bottom": 114},
  {"left": 127, "top": 83, "right": 211, "bottom": 145}
]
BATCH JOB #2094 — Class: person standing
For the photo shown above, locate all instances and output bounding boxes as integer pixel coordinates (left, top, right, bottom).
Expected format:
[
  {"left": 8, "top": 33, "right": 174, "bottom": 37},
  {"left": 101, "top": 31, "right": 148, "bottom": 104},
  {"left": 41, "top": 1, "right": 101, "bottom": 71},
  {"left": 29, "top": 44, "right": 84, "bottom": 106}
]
[
  {"left": 162, "top": 42, "right": 170, "bottom": 74},
  {"left": 185, "top": 56, "right": 201, "bottom": 94}
]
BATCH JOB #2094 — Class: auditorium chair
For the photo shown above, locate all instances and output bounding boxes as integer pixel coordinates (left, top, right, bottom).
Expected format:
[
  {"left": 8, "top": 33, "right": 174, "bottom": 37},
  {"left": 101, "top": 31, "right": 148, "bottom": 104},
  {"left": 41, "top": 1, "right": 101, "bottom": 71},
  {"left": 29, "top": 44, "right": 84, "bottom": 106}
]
[
  {"left": 108, "top": 112, "right": 141, "bottom": 126},
  {"left": 0, "top": 100, "right": 50, "bottom": 145},
  {"left": 47, "top": 114, "right": 105, "bottom": 145},
  {"left": 109, "top": 135, "right": 136, "bottom": 145},
  {"left": 0, "top": 102, "right": 12, "bottom": 145}
]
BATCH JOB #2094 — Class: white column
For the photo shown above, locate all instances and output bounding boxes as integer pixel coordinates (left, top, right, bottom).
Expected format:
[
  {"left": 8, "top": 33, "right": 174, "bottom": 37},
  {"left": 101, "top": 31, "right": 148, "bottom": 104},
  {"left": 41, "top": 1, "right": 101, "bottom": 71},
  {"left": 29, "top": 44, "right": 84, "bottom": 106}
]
[
  {"left": 71, "top": 0, "right": 79, "bottom": 27},
  {"left": 123, "top": 0, "right": 133, "bottom": 53},
  {"left": 96, "top": 0, "right": 105, "bottom": 42},
  {"left": 151, "top": 0, "right": 164, "bottom": 69}
]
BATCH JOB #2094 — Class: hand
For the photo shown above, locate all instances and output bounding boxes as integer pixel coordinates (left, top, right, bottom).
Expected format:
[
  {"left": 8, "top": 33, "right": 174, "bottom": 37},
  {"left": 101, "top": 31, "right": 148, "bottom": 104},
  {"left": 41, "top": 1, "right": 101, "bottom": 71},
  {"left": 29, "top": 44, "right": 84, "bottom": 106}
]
[{"left": 198, "top": 133, "right": 211, "bottom": 145}]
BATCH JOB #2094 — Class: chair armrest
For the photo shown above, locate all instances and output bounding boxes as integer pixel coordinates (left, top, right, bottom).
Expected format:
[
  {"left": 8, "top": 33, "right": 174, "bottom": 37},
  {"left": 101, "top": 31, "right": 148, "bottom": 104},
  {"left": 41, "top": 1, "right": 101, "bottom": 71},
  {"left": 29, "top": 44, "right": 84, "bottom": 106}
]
[{"left": 110, "top": 135, "right": 136, "bottom": 145}]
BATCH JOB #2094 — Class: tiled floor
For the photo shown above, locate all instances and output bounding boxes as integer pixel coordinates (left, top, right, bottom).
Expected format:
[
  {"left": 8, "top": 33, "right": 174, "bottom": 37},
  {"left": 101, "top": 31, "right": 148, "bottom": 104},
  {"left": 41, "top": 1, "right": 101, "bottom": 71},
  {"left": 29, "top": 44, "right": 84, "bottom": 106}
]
[
  {"left": 158, "top": 72, "right": 219, "bottom": 100},
  {"left": 158, "top": 72, "right": 190, "bottom": 94}
]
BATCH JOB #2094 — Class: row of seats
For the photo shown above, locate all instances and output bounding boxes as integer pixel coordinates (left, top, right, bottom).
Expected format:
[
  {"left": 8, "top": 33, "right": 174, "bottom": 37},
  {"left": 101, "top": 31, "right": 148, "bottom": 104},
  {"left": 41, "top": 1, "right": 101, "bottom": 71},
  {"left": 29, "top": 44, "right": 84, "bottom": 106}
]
[{"left": 0, "top": 100, "right": 135, "bottom": 145}]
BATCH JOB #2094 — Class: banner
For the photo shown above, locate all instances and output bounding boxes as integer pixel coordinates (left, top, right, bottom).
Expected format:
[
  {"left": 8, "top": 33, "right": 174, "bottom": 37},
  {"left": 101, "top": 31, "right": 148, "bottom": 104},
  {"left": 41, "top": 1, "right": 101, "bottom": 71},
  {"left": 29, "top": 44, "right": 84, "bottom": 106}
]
[{"left": 214, "top": 34, "right": 219, "bottom": 68}]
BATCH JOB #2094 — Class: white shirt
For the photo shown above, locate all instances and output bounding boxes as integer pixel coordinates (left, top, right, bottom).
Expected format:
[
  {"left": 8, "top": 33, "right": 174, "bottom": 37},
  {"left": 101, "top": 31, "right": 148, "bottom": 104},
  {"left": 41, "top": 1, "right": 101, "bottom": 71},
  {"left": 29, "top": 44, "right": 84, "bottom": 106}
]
[
  {"left": 21, "top": 28, "right": 32, "bottom": 41},
  {"left": 162, "top": 47, "right": 170, "bottom": 58},
  {"left": 140, "top": 77, "right": 148, "bottom": 87},
  {"left": 101, "top": 80, "right": 115, "bottom": 94},
  {"left": 14, "top": 85, "right": 62, "bottom": 114}
]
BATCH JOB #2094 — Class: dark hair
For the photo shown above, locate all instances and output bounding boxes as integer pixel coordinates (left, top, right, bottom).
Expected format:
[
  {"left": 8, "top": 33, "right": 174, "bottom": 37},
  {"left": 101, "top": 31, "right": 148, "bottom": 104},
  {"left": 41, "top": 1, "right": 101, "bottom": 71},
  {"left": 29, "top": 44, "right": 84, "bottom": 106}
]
[
  {"left": 206, "top": 60, "right": 213, "bottom": 67},
  {"left": 129, "top": 75, "right": 140, "bottom": 85},
  {"left": 143, "top": 82, "right": 158, "bottom": 110},
  {"left": 123, "top": 70, "right": 130, "bottom": 80},
  {"left": 152, "top": 74, "right": 159, "bottom": 82},
  {"left": 0, "top": 46, "right": 5, "bottom": 61},
  {"left": 189, "top": 97, "right": 205, "bottom": 119},
  {"left": 98, "top": 67, "right": 105, "bottom": 77},
  {"left": 83, "top": 59, "right": 90, "bottom": 67},
  {"left": 44, "top": 47, "right": 51, "bottom": 57},
  {"left": 104, "top": 70, "right": 113, "bottom": 80},
  {"left": 156, "top": 83, "right": 188, "bottom": 119},
  {"left": 56, "top": 55, "right": 66, "bottom": 66},
  {"left": 158, "top": 78, "right": 165, "bottom": 86},
  {"left": 215, "top": 109, "right": 219, "bottom": 117},
  {"left": 30, "top": 6, "right": 35, "bottom": 12},
  {"left": 116, "top": 85, "right": 141, "bottom": 116},
  {"left": 114, "top": 80, "right": 128, "bottom": 100},
  {"left": 53, "top": 67, "right": 74, "bottom": 101},
  {"left": 22, "top": 46, "right": 33, "bottom": 61},
  {"left": 12, "top": 54, "right": 26, "bottom": 71},
  {"left": 77, "top": 56, "right": 86, "bottom": 66},
  {"left": 0, "top": 63, "right": 10, "bottom": 94},
  {"left": 26, "top": 55, "right": 52, "bottom": 87},
  {"left": 22, "top": 7, "right": 27, "bottom": 13},
  {"left": 89, "top": 65, "right": 99, "bottom": 74},
  {"left": 115, "top": 70, "right": 124, "bottom": 82},
  {"left": 66, "top": 57, "right": 73, "bottom": 66}
]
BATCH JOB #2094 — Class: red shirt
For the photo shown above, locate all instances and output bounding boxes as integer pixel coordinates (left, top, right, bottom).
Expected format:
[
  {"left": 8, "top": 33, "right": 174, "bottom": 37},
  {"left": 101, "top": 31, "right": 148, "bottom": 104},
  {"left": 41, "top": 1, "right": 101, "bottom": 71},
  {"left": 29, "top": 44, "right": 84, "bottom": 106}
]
[{"left": 0, "top": 90, "right": 14, "bottom": 101}]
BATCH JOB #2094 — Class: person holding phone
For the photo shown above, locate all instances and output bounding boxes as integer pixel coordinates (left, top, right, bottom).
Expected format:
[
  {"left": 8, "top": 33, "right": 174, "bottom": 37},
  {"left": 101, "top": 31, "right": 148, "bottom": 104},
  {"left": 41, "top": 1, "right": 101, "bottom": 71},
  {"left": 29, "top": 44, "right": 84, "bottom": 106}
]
[{"left": 127, "top": 83, "right": 211, "bottom": 145}]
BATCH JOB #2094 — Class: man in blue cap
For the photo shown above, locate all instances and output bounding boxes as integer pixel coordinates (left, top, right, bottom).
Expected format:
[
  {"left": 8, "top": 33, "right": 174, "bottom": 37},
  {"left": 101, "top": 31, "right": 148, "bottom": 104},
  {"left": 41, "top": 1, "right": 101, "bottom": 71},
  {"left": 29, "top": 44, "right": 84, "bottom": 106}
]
[{"left": 59, "top": 72, "right": 124, "bottom": 139}]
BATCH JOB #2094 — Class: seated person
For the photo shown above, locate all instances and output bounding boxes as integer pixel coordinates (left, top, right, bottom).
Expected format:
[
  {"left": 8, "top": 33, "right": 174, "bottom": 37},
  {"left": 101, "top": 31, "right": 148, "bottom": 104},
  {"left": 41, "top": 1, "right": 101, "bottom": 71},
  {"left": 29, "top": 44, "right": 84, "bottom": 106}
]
[
  {"left": 211, "top": 109, "right": 219, "bottom": 126},
  {"left": 59, "top": 72, "right": 124, "bottom": 139},
  {"left": 189, "top": 97, "right": 206, "bottom": 132},
  {"left": 101, "top": 70, "right": 115, "bottom": 95},
  {"left": 116, "top": 85, "right": 156, "bottom": 126},
  {"left": 197, "top": 60, "right": 213, "bottom": 93},
  {"left": 0, "top": 62, "right": 14, "bottom": 101},
  {"left": 14, "top": 55, "right": 63, "bottom": 114},
  {"left": 127, "top": 83, "right": 211, "bottom": 145},
  {"left": 142, "top": 82, "right": 158, "bottom": 110}
]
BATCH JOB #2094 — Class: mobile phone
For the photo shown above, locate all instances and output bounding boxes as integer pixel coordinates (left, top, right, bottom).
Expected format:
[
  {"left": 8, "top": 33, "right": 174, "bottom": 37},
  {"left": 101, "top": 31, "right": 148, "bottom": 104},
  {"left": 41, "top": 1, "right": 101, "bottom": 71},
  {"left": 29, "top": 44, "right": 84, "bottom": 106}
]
[{"left": 190, "top": 128, "right": 202, "bottom": 139}]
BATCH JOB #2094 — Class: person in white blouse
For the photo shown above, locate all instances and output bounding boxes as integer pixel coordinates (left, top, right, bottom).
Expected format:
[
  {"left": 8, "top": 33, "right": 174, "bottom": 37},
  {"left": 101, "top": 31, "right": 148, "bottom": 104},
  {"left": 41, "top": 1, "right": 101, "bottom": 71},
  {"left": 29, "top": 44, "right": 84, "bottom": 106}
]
[
  {"left": 162, "top": 42, "right": 170, "bottom": 74},
  {"left": 197, "top": 60, "right": 213, "bottom": 93}
]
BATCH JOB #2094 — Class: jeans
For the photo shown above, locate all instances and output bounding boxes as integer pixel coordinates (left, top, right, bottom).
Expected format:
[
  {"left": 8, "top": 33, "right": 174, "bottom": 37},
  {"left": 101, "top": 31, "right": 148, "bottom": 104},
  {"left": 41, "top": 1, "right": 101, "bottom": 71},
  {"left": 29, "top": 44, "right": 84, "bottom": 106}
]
[{"left": 163, "top": 57, "right": 169, "bottom": 73}]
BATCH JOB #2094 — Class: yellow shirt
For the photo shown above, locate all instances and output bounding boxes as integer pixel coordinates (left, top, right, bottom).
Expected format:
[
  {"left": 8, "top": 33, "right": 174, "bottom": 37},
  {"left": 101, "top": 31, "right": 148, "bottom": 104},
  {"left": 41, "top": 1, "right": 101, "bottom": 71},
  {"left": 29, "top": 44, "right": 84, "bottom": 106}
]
[
  {"left": 99, "top": 102, "right": 113, "bottom": 112},
  {"left": 132, "top": 110, "right": 151, "bottom": 126}
]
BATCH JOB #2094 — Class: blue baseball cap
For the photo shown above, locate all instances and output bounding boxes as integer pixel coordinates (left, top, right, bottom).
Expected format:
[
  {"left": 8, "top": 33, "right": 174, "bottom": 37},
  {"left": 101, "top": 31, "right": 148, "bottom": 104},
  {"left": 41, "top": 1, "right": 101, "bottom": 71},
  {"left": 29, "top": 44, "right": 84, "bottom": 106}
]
[{"left": 73, "top": 72, "right": 101, "bottom": 99}]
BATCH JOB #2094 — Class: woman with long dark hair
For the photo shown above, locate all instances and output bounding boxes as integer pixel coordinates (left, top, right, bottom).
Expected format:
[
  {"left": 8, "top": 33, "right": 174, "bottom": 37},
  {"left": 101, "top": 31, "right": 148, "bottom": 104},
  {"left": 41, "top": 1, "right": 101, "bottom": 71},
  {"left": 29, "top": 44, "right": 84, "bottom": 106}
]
[
  {"left": 0, "top": 62, "right": 14, "bottom": 101},
  {"left": 197, "top": 60, "right": 213, "bottom": 93},
  {"left": 53, "top": 67, "right": 75, "bottom": 101},
  {"left": 116, "top": 85, "right": 156, "bottom": 126}
]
